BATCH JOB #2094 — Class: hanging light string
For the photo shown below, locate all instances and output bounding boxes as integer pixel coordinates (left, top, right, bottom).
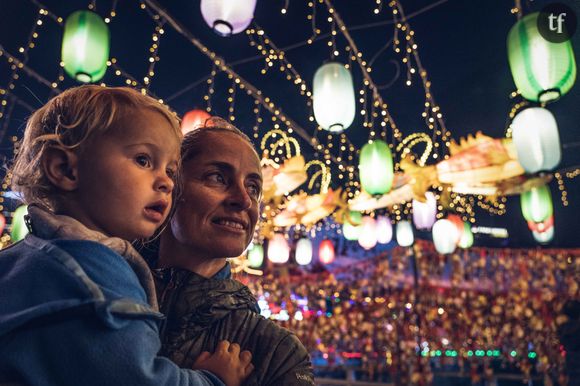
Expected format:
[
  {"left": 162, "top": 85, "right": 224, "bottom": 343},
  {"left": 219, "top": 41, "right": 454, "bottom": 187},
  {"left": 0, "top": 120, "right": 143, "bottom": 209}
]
[
  {"left": 321, "top": 0, "right": 403, "bottom": 151},
  {"left": 140, "top": 0, "right": 352, "bottom": 169},
  {"left": 388, "top": 0, "right": 450, "bottom": 162},
  {"left": 0, "top": 9, "right": 48, "bottom": 142},
  {"left": 554, "top": 172, "right": 568, "bottom": 207},
  {"left": 204, "top": 65, "right": 217, "bottom": 113}
]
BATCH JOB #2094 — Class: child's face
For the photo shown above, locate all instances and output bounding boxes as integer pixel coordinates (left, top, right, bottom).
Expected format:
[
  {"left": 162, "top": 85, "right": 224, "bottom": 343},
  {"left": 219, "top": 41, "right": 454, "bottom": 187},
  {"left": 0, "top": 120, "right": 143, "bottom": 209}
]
[{"left": 72, "top": 108, "right": 180, "bottom": 240}]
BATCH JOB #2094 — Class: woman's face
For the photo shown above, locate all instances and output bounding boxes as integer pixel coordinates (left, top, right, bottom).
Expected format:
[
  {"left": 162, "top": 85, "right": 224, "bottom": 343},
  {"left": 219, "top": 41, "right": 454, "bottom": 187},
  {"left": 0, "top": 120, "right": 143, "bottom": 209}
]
[{"left": 169, "top": 131, "right": 262, "bottom": 259}]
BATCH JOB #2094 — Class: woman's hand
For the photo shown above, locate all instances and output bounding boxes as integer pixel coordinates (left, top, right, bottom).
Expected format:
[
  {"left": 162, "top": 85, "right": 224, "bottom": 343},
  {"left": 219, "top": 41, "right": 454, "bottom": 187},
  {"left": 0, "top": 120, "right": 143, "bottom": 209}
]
[{"left": 192, "top": 340, "right": 254, "bottom": 386}]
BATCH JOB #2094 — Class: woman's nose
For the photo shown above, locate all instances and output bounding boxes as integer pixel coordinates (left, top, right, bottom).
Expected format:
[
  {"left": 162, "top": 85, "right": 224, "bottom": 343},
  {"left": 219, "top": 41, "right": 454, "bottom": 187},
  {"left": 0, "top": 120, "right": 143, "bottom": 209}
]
[{"left": 226, "top": 182, "right": 252, "bottom": 210}]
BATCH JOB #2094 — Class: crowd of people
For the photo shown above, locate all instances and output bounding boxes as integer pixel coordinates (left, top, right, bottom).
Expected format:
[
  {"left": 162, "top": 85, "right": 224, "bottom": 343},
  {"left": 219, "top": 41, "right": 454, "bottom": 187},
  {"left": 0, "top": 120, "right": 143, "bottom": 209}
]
[{"left": 240, "top": 241, "right": 579, "bottom": 385}]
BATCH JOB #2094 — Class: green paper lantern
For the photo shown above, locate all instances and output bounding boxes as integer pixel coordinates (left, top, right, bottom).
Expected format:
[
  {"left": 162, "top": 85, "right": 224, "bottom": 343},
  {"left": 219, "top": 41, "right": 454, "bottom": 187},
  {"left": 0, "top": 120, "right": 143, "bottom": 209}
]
[
  {"left": 359, "top": 140, "right": 394, "bottom": 195},
  {"left": 507, "top": 12, "right": 576, "bottom": 102},
  {"left": 343, "top": 211, "right": 362, "bottom": 241},
  {"left": 458, "top": 221, "right": 474, "bottom": 249},
  {"left": 521, "top": 184, "right": 553, "bottom": 223},
  {"left": 10, "top": 205, "right": 29, "bottom": 242},
  {"left": 247, "top": 243, "right": 264, "bottom": 268},
  {"left": 62, "top": 10, "right": 110, "bottom": 83}
]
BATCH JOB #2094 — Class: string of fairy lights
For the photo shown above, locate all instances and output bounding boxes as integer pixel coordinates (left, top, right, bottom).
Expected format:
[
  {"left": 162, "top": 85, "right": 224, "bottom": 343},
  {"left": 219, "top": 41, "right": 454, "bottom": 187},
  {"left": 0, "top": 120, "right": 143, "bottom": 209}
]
[{"left": 0, "top": 0, "right": 578, "bottom": 245}]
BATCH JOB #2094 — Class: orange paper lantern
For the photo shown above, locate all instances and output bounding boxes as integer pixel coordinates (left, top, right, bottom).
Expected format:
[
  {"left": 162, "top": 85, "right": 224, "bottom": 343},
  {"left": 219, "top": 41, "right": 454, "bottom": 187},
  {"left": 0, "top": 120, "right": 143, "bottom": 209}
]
[
  {"left": 319, "top": 239, "right": 335, "bottom": 264},
  {"left": 181, "top": 109, "right": 211, "bottom": 135}
]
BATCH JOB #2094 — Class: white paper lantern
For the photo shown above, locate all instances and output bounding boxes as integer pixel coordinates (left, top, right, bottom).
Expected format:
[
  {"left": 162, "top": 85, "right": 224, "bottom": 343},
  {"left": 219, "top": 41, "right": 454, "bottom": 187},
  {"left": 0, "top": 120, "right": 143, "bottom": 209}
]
[
  {"left": 200, "top": 0, "right": 257, "bottom": 37},
  {"left": 375, "top": 216, "right": 393, "bottom": 244},
  {"left": 247, "top": 243, "right": 264, "bottom": 268},
  {"left": 295, "top": 238, "right": 313, "bottom": 266},
  {"left": 268, "top": 234, "right": 289, "bottom": 263},
  {"left": 312, "top": 62, "right": 356, "bottom": 132},
  {"left": 412, "top": 192, "right": 437, "bottom": 230},
  {"left": 533, "top": 226, "right": 554, "bottom": 244},
  {"left": 432, "top": 219, "right": 459, "bottom": 254},
  {"left": 358, "top": 216, "right": 378, "bottom": 250},
  {"left": 512, "top": 107, "right": 561, "bottom": 174},
  {"left": 396, "top": 221, "right": 414, "bottom": 247}
]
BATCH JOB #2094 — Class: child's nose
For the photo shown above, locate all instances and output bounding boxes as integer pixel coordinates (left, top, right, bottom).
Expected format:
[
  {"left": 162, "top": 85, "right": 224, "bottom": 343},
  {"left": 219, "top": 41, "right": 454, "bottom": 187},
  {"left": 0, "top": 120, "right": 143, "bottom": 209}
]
[{"left": 155, "top": 172, "right": 174, "bottom": 193}]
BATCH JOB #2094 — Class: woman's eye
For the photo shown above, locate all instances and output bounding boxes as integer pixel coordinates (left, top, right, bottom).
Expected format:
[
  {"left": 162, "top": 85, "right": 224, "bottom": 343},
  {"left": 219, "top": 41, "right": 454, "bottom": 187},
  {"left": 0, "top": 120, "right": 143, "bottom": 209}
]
[
  {"left": 247, "top": 184, "right": 262, "bottom": 199},
  {"left": 207, "top": 173, "right": 226, "bottom": 184},
  {"left": 135, "top": 155, "right": 151, "bottom": 168}
]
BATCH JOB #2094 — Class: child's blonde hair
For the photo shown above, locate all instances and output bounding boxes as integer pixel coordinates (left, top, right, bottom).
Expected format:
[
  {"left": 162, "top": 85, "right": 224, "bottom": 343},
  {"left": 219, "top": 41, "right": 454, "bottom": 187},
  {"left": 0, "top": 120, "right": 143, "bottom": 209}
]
[{"left": 10, "top": 85, "right": 181, "bottom": 210}]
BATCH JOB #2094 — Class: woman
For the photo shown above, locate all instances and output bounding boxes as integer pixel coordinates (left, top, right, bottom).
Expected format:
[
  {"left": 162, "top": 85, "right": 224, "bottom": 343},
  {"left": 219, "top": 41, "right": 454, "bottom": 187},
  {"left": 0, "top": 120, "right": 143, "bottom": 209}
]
[{"left": 146, "top": 118, "right": 315, "bottom": 385}]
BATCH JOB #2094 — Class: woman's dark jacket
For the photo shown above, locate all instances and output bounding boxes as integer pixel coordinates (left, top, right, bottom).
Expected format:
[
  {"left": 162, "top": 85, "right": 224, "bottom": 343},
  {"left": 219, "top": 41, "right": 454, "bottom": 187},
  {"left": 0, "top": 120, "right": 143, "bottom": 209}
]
[{"left": 154, "top": 265, "right": 315, "bottom": 386}]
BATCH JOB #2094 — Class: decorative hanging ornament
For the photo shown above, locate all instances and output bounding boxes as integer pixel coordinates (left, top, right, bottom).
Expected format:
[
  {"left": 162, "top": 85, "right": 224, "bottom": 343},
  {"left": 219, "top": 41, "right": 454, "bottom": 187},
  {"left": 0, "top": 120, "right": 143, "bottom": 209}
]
[
  {"left": 0, "top": 213, "right": 5, "bottom": 234},
  {"left": 181, "top": 109, "right": 212, "bottom": 135},
  {"left": 358, "top": 216, "right": 378, "bottom": 250},
  {"left": 62, "top": 10, "right": 110, "bottom": 83},
  {"left": 343, "top": 211, "right": 363, "bottom": 241},
  {"left": 267, "top": 234, "right": 289, "bottom": 263},
  {"left": 200, "top": 0, "right": 257, "bottom": 37},
  {"left": 359, "top": 140, "right": 394, "bottom": 195},
  {"left": 511, "top": 107, "right": 561, "bottom": 174},
  {"left": 375, "top": 215, "right": 393, "bottom": 244},
  {"left": 319, "top": 239, "right": 335, "bottom": 264},
  {"left": 521, "top": 184, "right": 553, "bottom": 223},
  {"left": 312, "top": 62, "right": 356, "bottom": 132},
  {"left": 446, "top": 214, "right": 464, "bottom": 244},
  {"left": 396, "top": 220, "right": 414, "bottom": 247},
  {"left": 458, "top": 221, "right": 474, "bottom": 249},
  {"left": 247, "top": 243, "right": 264, "bottom": 268},
  {"left": 432, "top": 219, "right": 458, "bottom": 254},
  {"left": 10, "top": 205, "right": 29, "bottom": 242},
  {"left": 507, "top": 12, "right": 576, "bottom": 103},
  {"left": 295, "top": 238, "right": 313, "bottom": 266},
  {"left": 412, "top": 192, "right": 437, "bottom": 230}
]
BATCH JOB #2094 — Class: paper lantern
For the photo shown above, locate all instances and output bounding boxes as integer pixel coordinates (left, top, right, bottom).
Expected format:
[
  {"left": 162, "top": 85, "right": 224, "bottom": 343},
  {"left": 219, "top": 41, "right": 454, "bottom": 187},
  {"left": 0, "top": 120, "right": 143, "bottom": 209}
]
[
  {"left": 295, "top": 238, "right": 313, "bottom": 266},
  {"left": 521, "top": 185, "right": 553, "bottom": 223},
  {"left": 62, "top": 10, "right": 109, "bottom": 83},
  {"left": 267, "top": 234, "right": 289, "bottom": 264},
  {"left": 200, "top": 0, "right": 257, "bottom": 37},
  {"left": 181, "top": 109, "right": 211, "bottom": 135},
  {"left": 375, "top": 215, "right": 393, "bottom": 244},
  {"left": 359, "top": 140, "right": 394, "bottom": 195},
  {"left": 527, "top": 215, "right": 554, "bottom": 233},
  {"left": 10, "top": 205, "right": 29, "bottom": 242},
  {"left": 412, "top": 192, "right": 437, "bottom": 230},
  {"left": 0, "top": 213, "right": 5, "bottom": 234},
  {"left": 432, "top": 219, "right": 458, "bottom": 255},
  {"left": 507, "top": 12, "right": 576, "bottom": 102},
  {"left": 247, "top": 243, "right": 264, "bottom": 268},
  {"left": 319, "top": 239, "right": 335, "bottom": 264},
  {"left": 343, "top": 211, "right": 363, "bottom": 241},
  {"left": 358, "top": 216, "right": 377, "bottom": 250},
  {"left": 458, "top": 221, "right": 474, "bottom": 249},
  {"left": 312, "top": 62, "right": 356, "bottom": 132},
  {"left": 533, "top": 226, "right": 554, "bottom": 244},
  {"left": 446, "top": 214, "right": 464, "bottom": 244},
  {"left": 396, "top": 221, "right": 414, "bottom": 247},
  {"left": 512, "top": 107, "right": 561, "bottom": 173}
]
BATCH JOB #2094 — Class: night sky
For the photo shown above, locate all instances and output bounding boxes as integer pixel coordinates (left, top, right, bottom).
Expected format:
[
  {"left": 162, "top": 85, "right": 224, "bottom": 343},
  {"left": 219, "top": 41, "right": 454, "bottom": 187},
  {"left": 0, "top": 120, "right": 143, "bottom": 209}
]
[{"left": 0, "top": 0, "right": 579, "bottom": 248}]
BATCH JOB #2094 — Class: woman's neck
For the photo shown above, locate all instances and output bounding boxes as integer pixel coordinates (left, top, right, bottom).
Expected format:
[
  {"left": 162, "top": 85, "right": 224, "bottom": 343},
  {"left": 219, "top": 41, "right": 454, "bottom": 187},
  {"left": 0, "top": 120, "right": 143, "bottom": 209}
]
[{"left": 158, "top": 232, "right": 227, "bottom": 279}]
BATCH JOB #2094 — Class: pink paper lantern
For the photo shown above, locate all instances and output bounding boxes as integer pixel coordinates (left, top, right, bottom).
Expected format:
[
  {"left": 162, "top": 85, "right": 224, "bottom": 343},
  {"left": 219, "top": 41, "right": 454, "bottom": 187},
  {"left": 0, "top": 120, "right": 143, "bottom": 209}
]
[
  {"left": 375, "top": 215, "right": 393, "bottom": 244},
  {"left": 412, "top": 192, "right": 437, "bottom": 230},
  {"left": 181, "top": 109, "right": 211, "bottom": 135},
  {"left": 319, "top": 240, "right": 335, "bottom": 264},
  {"left": 200, "top": 0, "right": 257, "bottom": 37},
  {"left": 358, "top": 216, "right": 378, "bottom": 250},
  {"left": 267, "top": 234, "right": 289, "bottom": 264}
]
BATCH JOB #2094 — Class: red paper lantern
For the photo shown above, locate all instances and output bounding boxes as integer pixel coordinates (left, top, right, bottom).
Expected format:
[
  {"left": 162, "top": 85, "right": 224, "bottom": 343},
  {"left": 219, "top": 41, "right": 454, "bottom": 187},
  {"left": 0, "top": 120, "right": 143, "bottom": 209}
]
[
  {"left": 319, "top": 239, "right": 335, "bottom": 264},
  {"left": 447, "top": 214, "right": 464, "bottom": 243},
  {"left": 181, "top": 109, "right": 211, "bottom": 135}
]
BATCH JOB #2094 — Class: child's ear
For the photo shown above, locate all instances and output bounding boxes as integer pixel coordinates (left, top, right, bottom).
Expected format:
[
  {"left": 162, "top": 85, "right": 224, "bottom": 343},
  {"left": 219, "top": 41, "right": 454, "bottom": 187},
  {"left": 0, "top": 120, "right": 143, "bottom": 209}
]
[{"left": 42, "top": 146, "right": 79, "bottom": 191}]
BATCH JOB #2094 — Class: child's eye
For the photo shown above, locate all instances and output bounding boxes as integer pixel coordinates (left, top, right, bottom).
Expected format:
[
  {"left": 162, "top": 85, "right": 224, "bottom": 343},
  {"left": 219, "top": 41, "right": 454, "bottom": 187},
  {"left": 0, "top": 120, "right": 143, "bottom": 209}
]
[
  {"left": 135, "top": 154, "right": 152, "bottom": 168},
  {"left": 166, "top": 168, "right": 177, "bottom": 180}
]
